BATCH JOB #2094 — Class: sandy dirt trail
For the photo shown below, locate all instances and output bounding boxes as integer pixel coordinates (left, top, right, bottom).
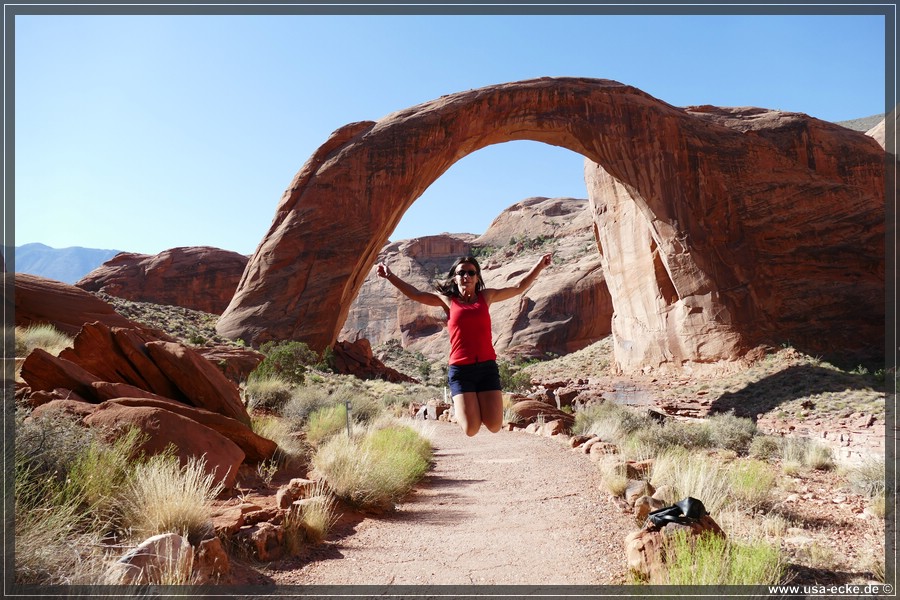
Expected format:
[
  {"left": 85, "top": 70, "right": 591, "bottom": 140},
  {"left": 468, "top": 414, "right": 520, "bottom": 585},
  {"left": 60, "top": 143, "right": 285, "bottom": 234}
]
[{"left": 267, "top": 420, "right": 634, "bottom": 587}]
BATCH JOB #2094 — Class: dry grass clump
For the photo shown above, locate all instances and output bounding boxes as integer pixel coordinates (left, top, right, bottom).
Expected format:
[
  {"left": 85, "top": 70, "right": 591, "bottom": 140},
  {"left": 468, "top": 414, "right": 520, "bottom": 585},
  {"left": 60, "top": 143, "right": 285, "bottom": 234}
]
[
  {"left": 778, "top": 437, "right": 835, "bottom": 474},
  {"left": 311, "top": 420, "right": 432, "bottom": 511},
  {"left": 572, "top": 401, "right": 653, "bottom": 442},
  {"left": 576, "top": 403, "right": 758, "bottom": 460},
  {"left": 15, "top": 323, "right": 73, "bottom": 357},
  {"left": 845, "top": 455, "right": 885, "bottom": 498},
  {"left": 649, "top": 448, "right": 776, "bottom": 517},
  {"left": 117, "top": 453, "right": 224, "bottom": 544},
  {"left": 14, "top": 408, "right": 143, "bottom": 584},
  {"left": 250, "top": 414, "right": 308, "bottom": 469},
  {"left": 282, "top": 479, "right": 339, "bottom": 554},
  {"left": 306, "top": 403, "right": 351, "bottom": 446},
  {"left": 244, "top": 374, "right": 294, "bottom": 412}
]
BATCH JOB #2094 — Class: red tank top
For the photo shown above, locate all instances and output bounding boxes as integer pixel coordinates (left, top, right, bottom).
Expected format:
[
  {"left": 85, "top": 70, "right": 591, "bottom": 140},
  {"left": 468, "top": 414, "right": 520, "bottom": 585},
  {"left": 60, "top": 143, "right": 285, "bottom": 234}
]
[{"left": 448, "top": 292, "right": 496, "bottom": 365}]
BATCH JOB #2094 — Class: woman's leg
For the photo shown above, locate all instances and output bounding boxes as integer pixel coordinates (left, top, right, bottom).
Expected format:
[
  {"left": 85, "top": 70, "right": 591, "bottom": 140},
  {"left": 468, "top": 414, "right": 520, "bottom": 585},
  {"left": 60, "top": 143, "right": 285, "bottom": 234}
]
[
  {"left": 453, "top": 392, "right": 482, "bottom": 436},
  {"left": 476, "top": 390, "right": 504, "bottom": 433}
]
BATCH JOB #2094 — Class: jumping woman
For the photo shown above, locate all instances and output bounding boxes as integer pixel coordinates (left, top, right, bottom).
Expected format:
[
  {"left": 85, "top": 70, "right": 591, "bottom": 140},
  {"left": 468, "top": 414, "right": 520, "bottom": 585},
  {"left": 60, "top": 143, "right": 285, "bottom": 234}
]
[{"left": 376, "top": 253, "right": 552, "bottom": 436}]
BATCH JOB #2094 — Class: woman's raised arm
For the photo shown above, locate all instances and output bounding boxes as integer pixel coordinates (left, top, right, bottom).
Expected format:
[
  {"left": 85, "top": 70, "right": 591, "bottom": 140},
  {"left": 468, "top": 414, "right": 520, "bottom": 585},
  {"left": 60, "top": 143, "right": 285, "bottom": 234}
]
[
  {"left": 377, "top": 263, "right": 449, "bottom": 309},
  {"left": 482, "top": 253, "right": 552, "bottom": 305}
]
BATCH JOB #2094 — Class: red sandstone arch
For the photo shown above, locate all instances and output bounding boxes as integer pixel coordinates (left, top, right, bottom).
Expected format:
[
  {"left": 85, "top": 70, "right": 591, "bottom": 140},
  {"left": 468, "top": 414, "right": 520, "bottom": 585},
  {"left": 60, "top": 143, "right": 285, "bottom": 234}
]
[{"left": 217, "top": 77, "right": 884, "bottom": 370}]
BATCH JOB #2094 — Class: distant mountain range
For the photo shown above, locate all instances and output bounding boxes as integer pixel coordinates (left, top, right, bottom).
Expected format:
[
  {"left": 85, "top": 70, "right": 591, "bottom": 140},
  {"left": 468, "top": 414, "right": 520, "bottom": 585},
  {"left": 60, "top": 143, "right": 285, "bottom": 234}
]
[
  {"left": 836, "top": 113, "right": 884, "bottom": 132},
  {"left": 13, "top": 243, "right": 123, "bottom": 284}
]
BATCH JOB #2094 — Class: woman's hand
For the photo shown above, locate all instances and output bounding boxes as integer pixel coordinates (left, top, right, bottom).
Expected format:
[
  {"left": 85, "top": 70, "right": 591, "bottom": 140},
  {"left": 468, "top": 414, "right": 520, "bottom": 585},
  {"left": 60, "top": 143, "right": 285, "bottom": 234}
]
[
  {"left": 538, "top": 253, "right": 552, "bottom": 269},
  {"left": 376, "top": 263, "right": 391, "bottom": 278}
]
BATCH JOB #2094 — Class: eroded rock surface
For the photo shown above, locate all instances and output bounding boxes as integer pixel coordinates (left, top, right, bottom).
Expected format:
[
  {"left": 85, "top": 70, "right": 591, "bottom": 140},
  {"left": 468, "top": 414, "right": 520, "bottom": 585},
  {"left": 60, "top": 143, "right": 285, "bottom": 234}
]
[
  {"left": 77, "top": 246, "right": 248, "bottom": 314},
  {"left": 587, "top": 105, "right": 884, "bottom": 372}
]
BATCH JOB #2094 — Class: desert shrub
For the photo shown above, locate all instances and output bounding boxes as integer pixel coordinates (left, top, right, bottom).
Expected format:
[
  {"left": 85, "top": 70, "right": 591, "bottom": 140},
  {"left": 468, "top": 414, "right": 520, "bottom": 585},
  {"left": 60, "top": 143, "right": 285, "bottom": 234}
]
[
  {"left": 497, "top": 359, "right": 532, "bottom": 393},
  {"left": 660, "top": 530, "right": 784, "bottom": 585},
  {"left": 573, "top": 402, "right": 654, "bottom": 442},
  {"left": 283, "top": 479, "right": 338, "bottom": 553},
  {"left": 650, "top": 447, "right": 732, "bottom": 516},
  {"left": 655, "top": 420, "right": 713, "bottom": 451},
  {"left": 780, "top": 437, "right": 834, "bottom": 472},
  {"left": 251, "top": 415, "right": 308, "bottom": 469},
  {"left": 706, "top": 412, "right": 758, "bottom": 454},
  {"left": 15, "top": 323, "right": 73, "bottom": 357},
  {"left": 62, "top": 426, "right": 147, "bottom": 523},
  {"left": 244, "top": 375, "right": 294, "bottom": 412},
  {"left": 749, "top": 435, "right": 782, "bottom": 460},
  {"left": 283, "top": 385, "right": 338, "bottom": 424},
  {"left": 15, "top": 407, "right": 95, "bottom": 487},
  {"left": 117, "top": 453, "right": 224, "bottom": 543},
  {"left": 346, "top": 393, "right": 383, "bottom": 424},
  {"left": 311, "top": 421, "right": 432, "bottom": 510},
  {"left": 846, "top": 456, "right": 885, "bottom": 498},
  {"left": 251, "top": 340, "right": 319, "bottom": 385},
  {"left": 14, "top": 409, "right": 136, "bottom": 585},
  {"left": 15, "top": 473, "right": 107, "bottom": 585},
  {"left": 330, "top": 383, "right": 382, "bottom": 424},
  {"left": 306, "top": 403, "right": 350, "bottom": 445},
  {"left": 727, "top": 459, "right": 776, "bottom": 510}
]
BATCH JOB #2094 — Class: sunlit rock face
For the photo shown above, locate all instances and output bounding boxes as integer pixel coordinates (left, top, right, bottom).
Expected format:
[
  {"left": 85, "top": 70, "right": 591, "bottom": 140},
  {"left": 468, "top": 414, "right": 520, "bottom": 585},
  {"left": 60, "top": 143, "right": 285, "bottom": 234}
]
[
  {"left": 587, "top": 105, "right": 884, "bottom": 372},
  {"left": 216, "top": 77, "right": 884, "bottom": 372}
]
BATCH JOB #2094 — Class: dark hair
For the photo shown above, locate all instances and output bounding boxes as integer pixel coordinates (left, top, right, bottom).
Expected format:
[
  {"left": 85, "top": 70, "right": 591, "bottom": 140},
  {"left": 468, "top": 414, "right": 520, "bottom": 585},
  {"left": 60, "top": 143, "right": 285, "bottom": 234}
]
[{"left": 435, "top": 256, "right": 485, "bottom": 298}]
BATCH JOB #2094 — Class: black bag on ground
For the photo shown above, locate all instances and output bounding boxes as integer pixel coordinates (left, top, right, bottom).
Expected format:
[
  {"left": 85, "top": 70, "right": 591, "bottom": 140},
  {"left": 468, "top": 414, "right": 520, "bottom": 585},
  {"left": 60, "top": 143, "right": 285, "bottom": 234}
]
[{"left": 646, "top": 496, "right": 709, "bottom": 528}]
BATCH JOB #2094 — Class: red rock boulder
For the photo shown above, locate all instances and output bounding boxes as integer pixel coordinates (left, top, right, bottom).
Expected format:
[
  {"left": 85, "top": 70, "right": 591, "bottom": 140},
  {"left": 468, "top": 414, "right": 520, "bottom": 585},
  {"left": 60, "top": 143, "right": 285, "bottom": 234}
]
[
  {"left": 84, "top": 402, "right": 244, "bottom": 488},
  {"left": 14, "top": 273, "right": 138, "bottom": 336},
  {"left": 77, "top": 246, "right": 248, "bottom": 315}
]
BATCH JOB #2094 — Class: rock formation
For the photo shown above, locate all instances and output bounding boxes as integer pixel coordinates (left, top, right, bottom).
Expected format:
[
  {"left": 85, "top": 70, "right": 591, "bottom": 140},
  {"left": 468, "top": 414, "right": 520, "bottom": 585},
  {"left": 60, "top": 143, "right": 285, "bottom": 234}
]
[
  {"left": 77, "top": 246, "right": 248, "bottom": 314},
  {"left": 15, "top": 272, "right": 139, "bottom": 336},
  {"left": 340, "top": 197, "right": 612, "bottom": 361},
  {"left": 217, "top": 77, "right": 884, "bottom": 372},
  {"left": 15, "top": 275, "right": 275, "bottom": 487},
  {"left": 587, "top": 105, "right": 884, "bottom": 371}
]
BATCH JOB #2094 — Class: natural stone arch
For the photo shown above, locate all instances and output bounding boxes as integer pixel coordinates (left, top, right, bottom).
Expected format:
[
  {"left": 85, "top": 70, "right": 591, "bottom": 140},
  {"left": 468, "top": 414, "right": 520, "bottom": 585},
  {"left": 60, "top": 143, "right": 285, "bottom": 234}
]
[{"left": 217, "top": 77, "right": 884, "bottom": 371}]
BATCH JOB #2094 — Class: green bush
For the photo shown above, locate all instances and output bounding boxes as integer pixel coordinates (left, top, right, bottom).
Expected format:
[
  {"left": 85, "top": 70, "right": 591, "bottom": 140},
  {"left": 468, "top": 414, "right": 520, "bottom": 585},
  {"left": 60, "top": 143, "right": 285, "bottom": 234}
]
[
  {"left": 251, "top": 340, "right": 320, "bottom": 385},
  {"left": 498, "top": 359, "right": 532, "bottom": 393}
]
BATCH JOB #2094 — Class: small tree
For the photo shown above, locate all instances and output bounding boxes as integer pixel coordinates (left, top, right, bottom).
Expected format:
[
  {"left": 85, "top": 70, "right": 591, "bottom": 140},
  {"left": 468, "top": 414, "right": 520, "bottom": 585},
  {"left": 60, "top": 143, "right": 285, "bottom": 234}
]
[{"left": 251, "top": 341, "right": 320, "bottom": 385}]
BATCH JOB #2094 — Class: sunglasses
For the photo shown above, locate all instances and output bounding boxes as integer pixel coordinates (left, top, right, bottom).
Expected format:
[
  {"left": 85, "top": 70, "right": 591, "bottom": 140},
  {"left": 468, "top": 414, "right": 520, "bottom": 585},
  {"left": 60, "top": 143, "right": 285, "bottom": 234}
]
[{"left": 456, "top": 269, "right": 478, "bottom": 277}]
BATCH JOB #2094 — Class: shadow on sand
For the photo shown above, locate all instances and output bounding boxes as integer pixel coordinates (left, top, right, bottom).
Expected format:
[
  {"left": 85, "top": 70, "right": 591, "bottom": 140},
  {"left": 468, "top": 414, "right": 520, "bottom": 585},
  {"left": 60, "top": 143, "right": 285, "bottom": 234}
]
[{"left": 708, "top": 364, "right": 883, "bottom": 420}]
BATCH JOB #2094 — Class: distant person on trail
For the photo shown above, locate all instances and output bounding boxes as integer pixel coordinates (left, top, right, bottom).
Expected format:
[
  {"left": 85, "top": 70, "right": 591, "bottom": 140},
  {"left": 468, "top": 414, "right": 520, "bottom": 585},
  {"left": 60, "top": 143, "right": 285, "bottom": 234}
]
[{"left": 376, "top": 253, "right": 552, "bottom": 437}]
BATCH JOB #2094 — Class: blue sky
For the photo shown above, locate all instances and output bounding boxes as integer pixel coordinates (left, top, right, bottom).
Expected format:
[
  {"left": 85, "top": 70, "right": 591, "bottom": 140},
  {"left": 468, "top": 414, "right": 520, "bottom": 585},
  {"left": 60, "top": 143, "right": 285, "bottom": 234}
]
[{"left": 13, "top": 10, "right": 888, "bottom": 256}]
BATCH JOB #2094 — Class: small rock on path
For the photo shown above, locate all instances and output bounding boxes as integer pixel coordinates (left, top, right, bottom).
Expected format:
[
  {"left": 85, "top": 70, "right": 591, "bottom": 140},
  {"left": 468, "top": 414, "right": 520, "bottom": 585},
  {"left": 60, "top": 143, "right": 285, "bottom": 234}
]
[{"left": 269, "top": 421, "right": 633, "bottom": 586}]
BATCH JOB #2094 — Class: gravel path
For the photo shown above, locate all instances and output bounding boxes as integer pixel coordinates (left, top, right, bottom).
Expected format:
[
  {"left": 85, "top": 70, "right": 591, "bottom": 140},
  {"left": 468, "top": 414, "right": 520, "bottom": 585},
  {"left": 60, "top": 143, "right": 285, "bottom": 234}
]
[{"left": 268, "top": 420, "right": 633, "bottom": 586}]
